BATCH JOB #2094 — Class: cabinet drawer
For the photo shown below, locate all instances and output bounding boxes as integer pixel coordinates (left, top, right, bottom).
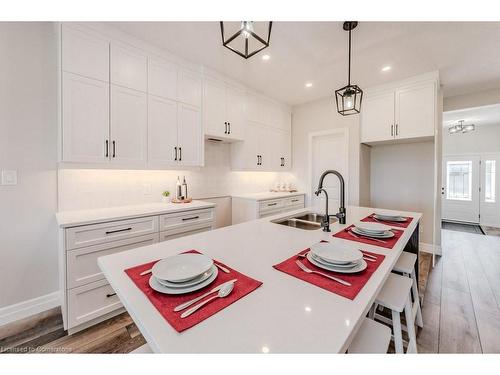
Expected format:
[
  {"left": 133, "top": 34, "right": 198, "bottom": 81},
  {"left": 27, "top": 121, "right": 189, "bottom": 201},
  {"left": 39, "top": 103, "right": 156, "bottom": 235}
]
[
  {"left": 284, "top": 195, "right": 305, "bottom": 207},
  {"left": 159, "top": 209, "right": 214, "bottom": 232},
  {"left": 259, "top": 199, "right": 285, "bottom": 213},
  {"left": 66, "top": 216, "right": 159, "bottom": 250},
  {"left": 67, "top": 279, "right": 122, "bottom": 329},
  {"left": 159, "top": 223, "right": 213, "bottom": 242},
  {"left": 67, "top": 233, "right": 159, "bottom": 289}
]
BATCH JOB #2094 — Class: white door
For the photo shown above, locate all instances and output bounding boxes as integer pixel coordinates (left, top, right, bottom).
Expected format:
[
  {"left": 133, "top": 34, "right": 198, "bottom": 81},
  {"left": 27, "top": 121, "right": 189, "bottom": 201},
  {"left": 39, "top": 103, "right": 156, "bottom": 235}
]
[
  {"left": 148, "top": 95, "right": 178, "bottom": 166},
  {"left": 110, "top": 85, "right": 147, "bottom": 165},
  {"left": 442, "top": 155, "right": 480, "bottom": 223},
  {"left": 395, "top": 81, "right": 435, "bottom": 140},
  {"left": 226, "top": 85, "right": 246, "bottom": 140},
  {"left": 203, "top": 78, "right": 227, "bottom": 137},
  {"left": 360, "top": 91, "right": 395, "bottom": 143},
  {"left": 177, "top": 103, "right": 202, "bottom": 166},
  {"left": 480, "top": 153, "right": 500, "bottom": 227},
  {"left": 309, "top": 129, "right": 349, "bottom": 214},
  {"left": 62, "top": 72, "right": 109, "bottom": 163}
]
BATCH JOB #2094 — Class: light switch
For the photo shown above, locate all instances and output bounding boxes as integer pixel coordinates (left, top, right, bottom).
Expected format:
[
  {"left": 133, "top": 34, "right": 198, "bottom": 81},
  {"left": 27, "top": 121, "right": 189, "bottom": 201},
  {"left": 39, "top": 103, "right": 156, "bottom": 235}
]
[{"left": 1, "top": 170, "right": 18, "bottom": 185}]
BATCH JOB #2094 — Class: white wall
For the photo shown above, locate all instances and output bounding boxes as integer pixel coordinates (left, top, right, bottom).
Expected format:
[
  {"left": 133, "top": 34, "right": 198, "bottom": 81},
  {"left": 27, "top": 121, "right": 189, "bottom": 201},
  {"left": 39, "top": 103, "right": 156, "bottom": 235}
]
[
  {"left": 291, "top": 97, "right": 361, "bottom": 206},
  {"left": 58, "top": 141, "right": 295, "bottom": 211},
  {"left": 0, "top": 24, "right": 59, "bottom": 311},
  {"left": 370, "top": 142, "right": 435, "bottom": 244},
  {"left": 444, "top": 89, "right": 500, "bottom": 112},
  {"left": 443, "top": 123, "right": 500, "bottom": 155}
]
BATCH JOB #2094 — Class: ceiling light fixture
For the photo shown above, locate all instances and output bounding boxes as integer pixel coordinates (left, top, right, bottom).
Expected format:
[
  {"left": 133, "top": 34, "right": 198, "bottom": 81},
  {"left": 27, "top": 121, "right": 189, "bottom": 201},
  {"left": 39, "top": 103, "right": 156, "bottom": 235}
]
[
  {"left": 220, "top": 21, "right": 272, "bottom": 59},
  {"left": 335, "top": 21, "right": 363, "bottom": 116},
  {"left": 381, "top": 66, "right": 391, "bottom": 72},
  {"left": 449, "top": 120, "right": 475, "bottom": 134},
  {"left": 262, "top": 54, "right": 270, "bottom": 61},
  {"left": 305, "top": 82, "right": 313, "bottom": 88}
]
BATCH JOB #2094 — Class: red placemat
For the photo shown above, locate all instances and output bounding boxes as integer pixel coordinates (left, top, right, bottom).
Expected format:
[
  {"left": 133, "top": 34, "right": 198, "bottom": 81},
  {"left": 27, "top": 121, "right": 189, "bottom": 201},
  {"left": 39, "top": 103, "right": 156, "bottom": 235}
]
[
  {"left": 124, "top": 250, "right": 262, "bottom": 333},
  {"left": 361, "top": 213, "right": 413, "bottom": 229},
  {"left": 333, "top": 225, "right": 404, "bottom": 249},
  {"left": 273, "top": 245, "right": 385, "bottom": 300}
]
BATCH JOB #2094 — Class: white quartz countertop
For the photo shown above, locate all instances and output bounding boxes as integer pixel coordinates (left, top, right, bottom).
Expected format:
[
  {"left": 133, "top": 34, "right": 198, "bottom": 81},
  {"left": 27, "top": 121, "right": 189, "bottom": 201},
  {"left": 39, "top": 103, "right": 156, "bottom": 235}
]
[
  {"left": 56, "top": 201, "right": 216, "bottom": 228},
  {"left": 231, "top": 191, "right": 305, "bottom": 201},
  {"left": 98, "top": 205, "right": 421, "bottom": 353}
]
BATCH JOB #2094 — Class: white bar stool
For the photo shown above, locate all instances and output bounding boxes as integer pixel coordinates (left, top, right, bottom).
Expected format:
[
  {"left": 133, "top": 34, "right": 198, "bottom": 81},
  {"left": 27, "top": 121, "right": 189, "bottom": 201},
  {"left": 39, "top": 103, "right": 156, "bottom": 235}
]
[
  {"left": 370, "top": 273, "right": 418, "bottom": 353},
  {"left": 393, "top": 251, "right": 423, "bottom": 329},
  {"left": 347, "top": 318, "right": 391, "bottom": 353}
]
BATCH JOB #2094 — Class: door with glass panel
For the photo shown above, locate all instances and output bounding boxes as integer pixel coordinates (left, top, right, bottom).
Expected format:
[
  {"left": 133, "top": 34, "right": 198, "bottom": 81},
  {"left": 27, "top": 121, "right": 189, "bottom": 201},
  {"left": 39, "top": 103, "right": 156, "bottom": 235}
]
[
  {"left": 442, "top": 155, "right": 480, "bottom": 223},
  {"left": 480, "top": 154, "right": 499, "bottom": 227}
]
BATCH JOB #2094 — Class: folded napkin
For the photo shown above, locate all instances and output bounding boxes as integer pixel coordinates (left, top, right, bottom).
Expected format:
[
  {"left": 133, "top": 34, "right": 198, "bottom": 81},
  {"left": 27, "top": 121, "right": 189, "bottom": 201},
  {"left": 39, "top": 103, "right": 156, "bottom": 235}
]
[
  {"left": 333, "top": 225, "right": 404, "bottom": 249},
  {"left": 124, "top": 250, "right": 262, "bottom": 333},
  {"left": 361, "top": 213, "right": 413, "bottom": 229},
  {"left": 273, "top": 246, "right": 385, "bottom": 300}
]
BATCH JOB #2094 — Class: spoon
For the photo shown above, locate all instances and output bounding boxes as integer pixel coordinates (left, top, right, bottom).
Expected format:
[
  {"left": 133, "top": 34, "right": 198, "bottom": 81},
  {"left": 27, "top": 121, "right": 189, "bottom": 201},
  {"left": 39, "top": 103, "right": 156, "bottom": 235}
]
[{"left": 180, "top": 282, "right": 235, "bottom": 318}]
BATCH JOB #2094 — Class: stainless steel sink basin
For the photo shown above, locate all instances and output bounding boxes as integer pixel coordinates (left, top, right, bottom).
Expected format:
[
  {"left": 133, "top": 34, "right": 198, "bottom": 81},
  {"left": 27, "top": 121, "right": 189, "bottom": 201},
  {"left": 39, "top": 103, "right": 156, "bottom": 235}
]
[{"left": 271, "top": 213, "right": 337, "bottom": 230}]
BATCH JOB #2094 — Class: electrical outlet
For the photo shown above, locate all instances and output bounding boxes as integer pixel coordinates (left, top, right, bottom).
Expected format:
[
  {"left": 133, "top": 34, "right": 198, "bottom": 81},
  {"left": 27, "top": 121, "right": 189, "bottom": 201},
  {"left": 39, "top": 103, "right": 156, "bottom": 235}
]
[{"left": 1, "top": 170, "right": 17, "bottom": 185}]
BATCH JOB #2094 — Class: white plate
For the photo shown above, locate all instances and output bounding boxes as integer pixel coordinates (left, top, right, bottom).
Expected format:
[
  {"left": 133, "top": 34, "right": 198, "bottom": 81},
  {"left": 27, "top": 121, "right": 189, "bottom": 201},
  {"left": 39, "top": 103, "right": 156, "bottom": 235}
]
[
  {"left": 373, "top": 214, "right": 408, "bottom": 222},
  {"left": 352, "top": 227, "right": 395, "bottom": 239},
  {"left": 157, "top": 265, "right": 216, "bottom": 288},
  {"left": 354, "top": 221, "right": 391, "bottom": 233},
  {"left": 152, "top": 253, "right": 213, "bottom": 283},
  {"left": 310, "top": 252, "right": 360, "bottom": 269},
  {"left": 149, "top": 266, "right": 218, "bottom": 295},
  {"left": 307, "top": 252, "right": 367, "bottom": 274},
  {"left": 310, "top": 241, "right": 362, "bottom": 265}
]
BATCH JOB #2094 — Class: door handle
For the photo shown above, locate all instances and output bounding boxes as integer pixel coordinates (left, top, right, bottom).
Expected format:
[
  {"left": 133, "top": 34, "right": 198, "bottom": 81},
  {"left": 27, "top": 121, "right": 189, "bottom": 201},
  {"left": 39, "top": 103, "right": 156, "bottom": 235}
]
[
  {"left": 228, "top": 122, "right": 231, "bottom": 134},
  {"left": 224, "top": 122, "right": 227, "bottom": 134},
  {"left": 174, "top": 146, "right": 178, "bottom": 161},
  {"left": 391, "top": 125, "right": 394, "bottom": 137},
  {"left": 112, "top": 141, "right": 116, "bottom": 158},
  {"left": 105, "top": 140, "right": 109, "bottom": 158},
  {"left": 179, "top": 147, "right": 182, "bottom": 161},
  {"left": 395, "top": 124, "right": 399, "bottom": 136},
  {"left": 105, "top": 227, "right": 132, "bottom": 235},
  {"left": 257, "top": 155, "right": 260, "bottom": 166}
]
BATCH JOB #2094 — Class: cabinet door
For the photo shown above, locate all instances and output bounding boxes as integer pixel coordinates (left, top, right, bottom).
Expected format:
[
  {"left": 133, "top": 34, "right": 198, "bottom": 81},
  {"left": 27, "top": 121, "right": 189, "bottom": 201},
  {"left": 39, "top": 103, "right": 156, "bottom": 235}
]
[
  {"left": 395, "top": 81, "right": 436, "bottom": 140},
  {"left": 110, "top": 85, "right": 147, "bottom": 164},
  {"left": 62, "top": 25, "right": 109, "bottom": 82},
  {"left": 230, "top": 121, "right": 260, "bottom": 170},
  {"left": 148, "top": 95, "right": 178, "bottom": 166},
  {"left": 148, "top": 59, "right": 177, "bottom": 100},
  {"left": 62, "top": 72, "right": 109, "bottom": 163},
  {"left": 110, "top": 43, "right": 148, "bottom": 92},
  {"left": 178, "top": 69, "right": 202, "bottom": 107},
  {"left": 360, "top": 91, "right": 395, "bottom": 143},
  {"left": 226, "top": 85, "right": 246, "bottom": 140},
  {"left": 203, "top": 78, "right": 227, "bottom": 137},
  {"left": 278, "top": 130, "right": 292, "bottom": 170},
  {"left": 260, "top": 127, "right": 281, "bottom": 170},
  {"left": 246, "top": 93, "right": 264, "bottom": 124},
  {"left": 177, "top": 103, "right": 202, "bottom": 166}
]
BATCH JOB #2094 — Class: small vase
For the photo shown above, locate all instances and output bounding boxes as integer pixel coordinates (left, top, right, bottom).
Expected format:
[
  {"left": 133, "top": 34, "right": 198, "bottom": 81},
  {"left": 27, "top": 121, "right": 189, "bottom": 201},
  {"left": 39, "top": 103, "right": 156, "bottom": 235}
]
[{"left": 161, "top": 196, "right": 170, "bottom": 203}]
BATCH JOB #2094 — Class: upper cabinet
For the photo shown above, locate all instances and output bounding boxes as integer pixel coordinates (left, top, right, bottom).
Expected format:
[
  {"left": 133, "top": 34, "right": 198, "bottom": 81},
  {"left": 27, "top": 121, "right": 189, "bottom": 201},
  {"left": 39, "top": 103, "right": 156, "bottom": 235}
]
[
  {"left": 110, "top": 43, "right": 148, "bottom": 92},
  {"left": 62, "top": 25, "right": 109, "bottom": 82},
  {"left": 178, "top": 69, "right": 202, "bottom": 107},
  {"left": 203, "top": 77, "right": 245, "bottom": 141},
  {"left": 360, "top": 76, "right": 437, "bottom": 145},
  {"left": 148, "top": 59, "right": 178, "bottom": 100}
]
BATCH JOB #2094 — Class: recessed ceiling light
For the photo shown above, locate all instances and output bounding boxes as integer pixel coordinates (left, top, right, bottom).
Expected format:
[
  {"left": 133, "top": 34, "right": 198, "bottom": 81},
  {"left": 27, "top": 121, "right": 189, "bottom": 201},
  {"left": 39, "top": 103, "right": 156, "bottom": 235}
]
[
  {"left": 262, "top": 54, "right": 270, "bottom": 61},
  {"left": 381, "top": 66, "right": 392, "bottom": 72},
  {"left": 305, "top": 82, "right": 313, "bottom": 88}
]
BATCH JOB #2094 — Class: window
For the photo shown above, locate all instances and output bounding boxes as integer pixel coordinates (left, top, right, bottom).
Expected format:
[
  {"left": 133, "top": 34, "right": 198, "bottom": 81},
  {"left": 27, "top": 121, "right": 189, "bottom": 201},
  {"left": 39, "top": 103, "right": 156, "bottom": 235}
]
[
  {"left": 447, "top": 161, "right": 472, "bottom": 201},
  {"left": 485, "top": 160, "right": 496, "bottom": 203}
]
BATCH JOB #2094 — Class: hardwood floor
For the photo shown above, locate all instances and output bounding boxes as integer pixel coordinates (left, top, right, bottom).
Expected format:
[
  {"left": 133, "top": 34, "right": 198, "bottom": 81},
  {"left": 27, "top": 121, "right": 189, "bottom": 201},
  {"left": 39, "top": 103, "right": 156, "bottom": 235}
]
[{"left": 417, "top": 229, "right": 500, "bottom": 353}]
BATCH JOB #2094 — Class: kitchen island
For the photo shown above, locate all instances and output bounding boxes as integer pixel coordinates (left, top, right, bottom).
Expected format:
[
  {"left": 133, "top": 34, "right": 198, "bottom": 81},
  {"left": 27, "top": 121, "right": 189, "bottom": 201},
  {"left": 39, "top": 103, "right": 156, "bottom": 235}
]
[{"left": 98, "top": 205, "right": 421, "bottom": 353}]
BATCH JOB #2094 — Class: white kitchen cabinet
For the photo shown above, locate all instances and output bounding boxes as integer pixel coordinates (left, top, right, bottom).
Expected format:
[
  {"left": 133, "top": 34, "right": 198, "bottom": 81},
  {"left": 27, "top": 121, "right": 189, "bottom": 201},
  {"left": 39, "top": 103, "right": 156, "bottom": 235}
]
[
  {"left": 148, "top": 58, "right": 178, "bottom": 100},
  {"left": 232, "top": 193, "right": 306, "bottom": 224},
  {"left": 110, "top": 85, "right": 148, "bottom": 165},
  {"left": 62, "top": 72, "right": 109, "bottom": 163},
  {"left": 395, "top": 81, "right": 436, "bottom": 140},
  {"left": 226, "top": 85, "right": 246, "bottom": 140},
  {"left": 272, "top": 129, "right": 291, "bottom": 170},
  {"left": 148, "top": 95, "right": 178, "bottom": 166},
  {"left": 177, "top": 103, "right": 203, "bottom": 166},
  {"left": 62, "top": 25, "right": 109, "bottom": 82},
  {"left": 110, "top": 43, "right": 148, "bottom": 92},
  {"left": 361, "top": 78, "right": 437, "bottom": 144},
  {"left": 178, "top": 69, "right": 202, "bottom": 107}
]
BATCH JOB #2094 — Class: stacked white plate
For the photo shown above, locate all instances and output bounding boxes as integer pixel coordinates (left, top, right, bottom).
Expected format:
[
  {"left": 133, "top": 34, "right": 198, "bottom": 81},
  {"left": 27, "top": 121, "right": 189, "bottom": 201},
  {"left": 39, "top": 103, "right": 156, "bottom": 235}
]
[
  {"left": 148, "top": 253, "right": 218, "bottom": 294},
  {"left": 352, "top": 221, "right": 395, "bottom": 239},
  {"left": 373, "top": 213, "right": 408, "bottom": 222},
  {"left": 308, "top": 241, "right": 367, "bottom": 273}
]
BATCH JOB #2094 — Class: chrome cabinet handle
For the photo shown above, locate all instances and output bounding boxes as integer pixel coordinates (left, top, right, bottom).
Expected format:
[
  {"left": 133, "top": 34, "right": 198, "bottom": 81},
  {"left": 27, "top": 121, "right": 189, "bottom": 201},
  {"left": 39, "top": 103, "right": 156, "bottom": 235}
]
[
  {"left": 105, "top": 227, "right": 132, "bottom": 235},
  {"left": 112, "top": 141, "right": 116, "bottom": 158},
  {"left": 105, "top": 140, "right": 109, "bottom": 158},
  {"left": 174, "top": 146, "right": 178, "bottom": 161}
]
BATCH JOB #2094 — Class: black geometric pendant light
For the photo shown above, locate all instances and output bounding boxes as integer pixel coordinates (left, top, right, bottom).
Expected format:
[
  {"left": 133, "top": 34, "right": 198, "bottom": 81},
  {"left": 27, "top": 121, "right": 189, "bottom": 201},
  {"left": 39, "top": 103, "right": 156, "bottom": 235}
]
[
  {"left": 335, "top": 21, "right": 363, "bottom": 116},
  {"left": 220, "top": 21, "right": 272, "bottom": 59}
]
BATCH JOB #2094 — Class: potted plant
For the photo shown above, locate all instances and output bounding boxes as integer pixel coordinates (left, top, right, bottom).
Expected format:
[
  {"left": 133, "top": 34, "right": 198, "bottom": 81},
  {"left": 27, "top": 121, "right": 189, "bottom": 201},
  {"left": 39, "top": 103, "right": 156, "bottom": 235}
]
[{"left": 161, "top": 190, "right": 170, "bottom": 203}]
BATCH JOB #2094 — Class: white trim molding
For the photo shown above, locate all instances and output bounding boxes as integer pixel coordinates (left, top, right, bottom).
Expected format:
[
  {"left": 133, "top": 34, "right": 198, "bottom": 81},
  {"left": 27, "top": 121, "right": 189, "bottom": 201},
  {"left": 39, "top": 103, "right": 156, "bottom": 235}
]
[
  {"left": 0, "top": 291, "right": 61, "bottom": 327},
  {"left": 420, "top": 241, "right": 442, "bottom": 256}
]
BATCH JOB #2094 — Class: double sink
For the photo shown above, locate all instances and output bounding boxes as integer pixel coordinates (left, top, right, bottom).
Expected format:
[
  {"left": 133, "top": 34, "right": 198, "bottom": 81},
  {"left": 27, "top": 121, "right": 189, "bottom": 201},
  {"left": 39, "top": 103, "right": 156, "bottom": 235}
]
[{"left": 272, "top": 212, "right": 337, "bottom": 230}]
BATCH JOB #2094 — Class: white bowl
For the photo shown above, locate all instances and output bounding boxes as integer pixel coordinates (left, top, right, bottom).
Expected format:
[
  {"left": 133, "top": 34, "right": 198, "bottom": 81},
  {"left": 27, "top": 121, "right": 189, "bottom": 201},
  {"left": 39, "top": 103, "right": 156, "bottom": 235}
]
[{"left": 152, "top": 253, "right": 213, "bottom": 283}]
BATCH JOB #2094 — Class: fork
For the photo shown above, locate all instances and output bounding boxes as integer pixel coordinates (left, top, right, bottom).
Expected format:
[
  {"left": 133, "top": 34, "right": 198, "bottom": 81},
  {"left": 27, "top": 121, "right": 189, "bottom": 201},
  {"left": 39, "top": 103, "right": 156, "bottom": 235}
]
[{"left": 295, "top": 260, "right": 351, "bottom": 286}]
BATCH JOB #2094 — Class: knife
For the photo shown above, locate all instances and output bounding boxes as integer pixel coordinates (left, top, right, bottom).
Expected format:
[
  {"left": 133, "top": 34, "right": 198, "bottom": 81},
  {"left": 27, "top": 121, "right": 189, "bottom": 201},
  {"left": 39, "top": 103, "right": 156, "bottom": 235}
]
[{"left": 173, "top": 279, "right": 238, "bottom": 312}]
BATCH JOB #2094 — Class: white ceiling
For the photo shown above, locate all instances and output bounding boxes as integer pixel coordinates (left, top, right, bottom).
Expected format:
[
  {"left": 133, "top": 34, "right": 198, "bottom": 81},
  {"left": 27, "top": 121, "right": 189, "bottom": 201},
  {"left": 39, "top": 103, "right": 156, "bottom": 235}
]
[
  {"left": 443, "top": 104, "right": 500, "bottom": 127},
  {"left": 111, "top": 21, "right": 500, "bottom": 106}
]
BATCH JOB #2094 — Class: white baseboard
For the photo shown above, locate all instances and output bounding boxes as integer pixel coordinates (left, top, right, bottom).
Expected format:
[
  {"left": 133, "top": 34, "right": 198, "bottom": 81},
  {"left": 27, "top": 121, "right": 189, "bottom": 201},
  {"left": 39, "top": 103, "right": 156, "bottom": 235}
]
[
  {"left": 0, "top": 291, "right": 61, "bottom": 327},
  {"left": 420, "top": 242, "right": 442, "bottom": 256}
]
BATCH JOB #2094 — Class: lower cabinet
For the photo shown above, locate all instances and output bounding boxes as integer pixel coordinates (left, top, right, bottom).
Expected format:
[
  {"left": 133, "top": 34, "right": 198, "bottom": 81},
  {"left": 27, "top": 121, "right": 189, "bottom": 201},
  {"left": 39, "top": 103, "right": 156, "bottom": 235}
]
[
  {"left": 232, "top": 194, "right": 305, "bottom": 224},
  {"left": 60, "top": 207, "right": 215, "bottom": 333}
]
